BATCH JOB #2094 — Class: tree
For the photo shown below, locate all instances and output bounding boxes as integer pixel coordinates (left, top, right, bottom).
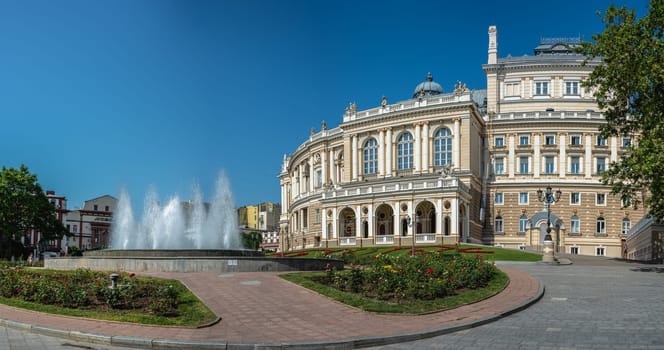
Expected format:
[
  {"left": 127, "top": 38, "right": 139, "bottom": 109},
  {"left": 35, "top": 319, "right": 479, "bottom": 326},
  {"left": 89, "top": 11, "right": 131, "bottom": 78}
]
[
  {"left": 0, "top": 165, "right": 69, "bottom": 259},
  {"left": 579, "top": 1, "right": 664, "bottom": 220},
  {"left": 242, "top": 231, "right": 263, "bottom": 250}
]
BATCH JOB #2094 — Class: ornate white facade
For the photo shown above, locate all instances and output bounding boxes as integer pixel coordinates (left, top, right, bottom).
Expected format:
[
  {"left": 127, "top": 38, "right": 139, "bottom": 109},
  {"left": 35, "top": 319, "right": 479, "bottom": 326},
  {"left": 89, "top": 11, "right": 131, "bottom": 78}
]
[{"left": 278, "top": 26, "right": 646, "bottom": 257}]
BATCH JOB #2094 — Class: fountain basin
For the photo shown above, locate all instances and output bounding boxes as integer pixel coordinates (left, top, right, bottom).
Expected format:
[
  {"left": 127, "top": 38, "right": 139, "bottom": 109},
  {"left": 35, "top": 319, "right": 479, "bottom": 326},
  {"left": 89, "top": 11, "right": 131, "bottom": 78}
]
[{"left": 45, "top": 249, "right": 343, "bottom": 273}]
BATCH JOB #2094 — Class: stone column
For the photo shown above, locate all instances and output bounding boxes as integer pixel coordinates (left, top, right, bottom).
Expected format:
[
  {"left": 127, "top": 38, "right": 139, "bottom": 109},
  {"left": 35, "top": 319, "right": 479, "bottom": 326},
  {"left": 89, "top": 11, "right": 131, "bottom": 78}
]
[
  {"left": 533, "top": 133, "right": 541, "bottom": 177},
  {"left": 453, "top": 118, "right": 461, "bottom": 168},
  {"left": 332, "top": 207, "right": 338, "bottom": 239},
  {"left": 321, "top": 149, "right": 327, "bottom": 187},
  {"left": 422, "top": 122, "right": 429, "bottom": 172},
  {"left": 414, "top": 123, "right": 421, "bottom": 173},
  {"left": 610, "top": 136, "right": 618, "bottom": 163},
  {"left": 352, "top": 134, "right": 358, "bottom": 181},
  {"left": 584, "top": 133, "right": 593, "bottom": 178},
  {"left": 559, "top": 133, "right": 567, "bottom": 178},
  {"left": 508, "top": 134, "right": 515, "bottom": 178},
  {"left": 329, "top": 149, "right": 335, "bottom": 185},
  {"left": 378, "top": 129, "right": 385, "bottom": 176},
  {"left": 321, "top": 208, "right": 327, "bottom": 239},
  {"left": 385, "top": 128, "right": 393, "bottom": 177}
]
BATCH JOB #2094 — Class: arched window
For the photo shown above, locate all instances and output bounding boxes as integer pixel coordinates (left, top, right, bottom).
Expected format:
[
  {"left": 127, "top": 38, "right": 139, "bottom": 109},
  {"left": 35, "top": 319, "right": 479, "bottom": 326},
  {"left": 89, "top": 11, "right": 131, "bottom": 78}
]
[
  {"left": 363, "top": 138, "right": 378, "bottom": 175},
  {"left": 570, "top": 215, "right": 580, "bottom": 234},
  {"left": 596, "top": 217, "right": 606, "bottom": 235},
  {"left": 519, "top": 215, "right": 528, "bottom": 233},
  {"left": 495, "top": 216, "right": 504, "bottom": 233},
  {"left": 434, "top": 128, "right": 452, "bottom": 166},
  {"left": 397, "top": 132, "right": 414, "bottom": 170}
]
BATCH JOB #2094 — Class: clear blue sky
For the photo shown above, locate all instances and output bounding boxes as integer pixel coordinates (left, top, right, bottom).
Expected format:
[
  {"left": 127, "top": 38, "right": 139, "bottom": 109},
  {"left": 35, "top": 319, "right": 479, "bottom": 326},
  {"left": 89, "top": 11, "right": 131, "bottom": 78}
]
[{"left": 0, "top": 0, "right": 649, "bottom": 211}]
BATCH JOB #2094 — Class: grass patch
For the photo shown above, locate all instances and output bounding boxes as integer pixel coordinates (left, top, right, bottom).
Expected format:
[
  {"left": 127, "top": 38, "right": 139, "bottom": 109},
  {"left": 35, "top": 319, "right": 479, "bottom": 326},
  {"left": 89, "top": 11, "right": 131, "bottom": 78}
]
[{"left": 280, "top": 269, "right": 509, "bottom": 314}]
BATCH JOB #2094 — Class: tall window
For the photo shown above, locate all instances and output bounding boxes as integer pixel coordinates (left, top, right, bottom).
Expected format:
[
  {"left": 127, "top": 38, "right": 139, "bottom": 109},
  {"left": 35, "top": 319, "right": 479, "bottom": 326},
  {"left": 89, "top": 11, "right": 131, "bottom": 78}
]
[
  {"left": 494, "top": 157, "right": 505, "bottom": 175},
  {"left": 494, "top": 136, "right": 505, "bottom": 147},
  {"left": 495, "top": 216, "right": 503, "bottom": 233},
  {"left": 596, "top": 247, "right": 606, "bottom": 256},
  {"left": 622, "top": 218, "right": 631, "bottom": 235},
  {"left": 519, "top": 156, "right": 529, "bottom": 174},
  {"left": 596, "top": 157, "right": 606, "bottom": 174},
  {"left": 565, "top": 81, "right": 579, "bottom": 95},
  {"left": 544, "top": 135, "right": 556, "bottom": 145},
  {"left": 397, "top": 133, "right": 414, "bottom": 170},
  {"left": 596, "top": 135, "right": 607, "bottom": 146},
  {"left": 363, "top": 138, "right": 378, "bottom": 175},
  {"left": 315, "top": 169, "right": 322, "bottom": 188},
  {"left": 535, "top": 81, "right": 549, "bottom": 95},
  {"left": 622, "top": 137, "right": 632, "bottom": 148},
  {"left": 544, "top": 156, "right": 555, "bottom": 174},
  {"left": 570, "top": 135, "right": 582, "bottom": 146},
  {"left": 596, "top": 217, "right": 606, "bottom": 235},
  {"left": 434, "top": 128, "right": 452, "bottom": 166},
  {"left": 519, "top": 192, "right": 529, "bottom": 204},
  {"left": 571, "top": 192, "right": 580, "bottom": 205},
  {"left": 570, "top": 156, "right": 581, "bottom": 174},
  {"left": 596, "top": 193, "right": 606, "bottom": 205},
  {"left": 494, "top": 192, "right": 504, "bottom": 204},
  {"left": 519, "top": 215, "right": 528, "bottom": 233},
  {"left": 519, "top": 135, "right": 530, "bottom": 145},
  {"left": 571, "top": 215, "right": 580, "bottom": 234}
]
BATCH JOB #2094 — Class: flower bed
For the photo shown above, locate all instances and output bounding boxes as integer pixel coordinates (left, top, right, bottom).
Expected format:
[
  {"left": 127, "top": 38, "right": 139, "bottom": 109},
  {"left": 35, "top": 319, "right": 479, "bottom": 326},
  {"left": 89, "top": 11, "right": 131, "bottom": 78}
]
[
  {"left": 317, "top": 252, "right": 497, "bottom": 302},
  {"left": 0, "top": 267, "right": 181, "bottom": 316}
]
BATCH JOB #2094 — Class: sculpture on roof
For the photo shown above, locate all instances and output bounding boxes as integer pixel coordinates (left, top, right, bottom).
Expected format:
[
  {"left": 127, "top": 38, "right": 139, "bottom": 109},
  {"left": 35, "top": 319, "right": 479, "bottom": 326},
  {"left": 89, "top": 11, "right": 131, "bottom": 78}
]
[
  {"left": 321, "top": 120, "right": 327, "bottom": 130},
  {"left": 454, "top": 80, "right": 468, "bottom": 95},
  {"left": 381, "top": 95, "right": 388, "bottom": 108}
]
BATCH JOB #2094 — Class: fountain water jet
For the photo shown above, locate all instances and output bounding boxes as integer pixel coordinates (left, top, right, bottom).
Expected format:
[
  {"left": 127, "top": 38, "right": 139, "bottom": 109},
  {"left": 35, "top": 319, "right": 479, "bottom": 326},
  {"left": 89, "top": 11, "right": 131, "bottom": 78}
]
[{"left": 111, "top": 173, "right": 241, "bottom": 250}]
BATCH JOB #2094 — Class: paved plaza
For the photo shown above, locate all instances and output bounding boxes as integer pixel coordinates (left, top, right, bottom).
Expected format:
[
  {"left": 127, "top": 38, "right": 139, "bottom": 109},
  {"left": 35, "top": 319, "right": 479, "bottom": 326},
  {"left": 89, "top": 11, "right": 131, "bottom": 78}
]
[{"left": 0, "top": 255, "right": 662, "bottom": 349}]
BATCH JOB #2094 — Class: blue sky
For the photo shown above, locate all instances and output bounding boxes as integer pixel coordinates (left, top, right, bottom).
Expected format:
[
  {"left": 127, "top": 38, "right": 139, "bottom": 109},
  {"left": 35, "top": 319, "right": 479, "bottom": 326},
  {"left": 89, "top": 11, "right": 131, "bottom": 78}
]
[{"left": 0, "top": 0, "right": 649, "bottom": 211}]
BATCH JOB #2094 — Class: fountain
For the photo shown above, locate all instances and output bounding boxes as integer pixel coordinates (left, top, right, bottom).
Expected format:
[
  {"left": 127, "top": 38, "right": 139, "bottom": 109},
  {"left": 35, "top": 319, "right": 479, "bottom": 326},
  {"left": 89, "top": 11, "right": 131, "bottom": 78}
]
[{"left": 45, "top": 172, "right": 342, "bottom": 272}]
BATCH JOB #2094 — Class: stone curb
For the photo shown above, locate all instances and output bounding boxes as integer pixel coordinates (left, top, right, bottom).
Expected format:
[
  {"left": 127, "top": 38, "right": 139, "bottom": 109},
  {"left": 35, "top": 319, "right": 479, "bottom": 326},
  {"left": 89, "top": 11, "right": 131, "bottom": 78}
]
[{"left": 0, "top": 274, "right": 545, "bottom": 350}]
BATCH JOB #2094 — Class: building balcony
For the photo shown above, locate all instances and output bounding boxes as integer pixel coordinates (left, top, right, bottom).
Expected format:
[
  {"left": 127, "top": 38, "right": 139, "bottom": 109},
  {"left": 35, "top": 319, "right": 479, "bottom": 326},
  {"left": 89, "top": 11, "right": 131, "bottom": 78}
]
[{"left": 321, "top": 177, "right": 469, "bottom": 201}]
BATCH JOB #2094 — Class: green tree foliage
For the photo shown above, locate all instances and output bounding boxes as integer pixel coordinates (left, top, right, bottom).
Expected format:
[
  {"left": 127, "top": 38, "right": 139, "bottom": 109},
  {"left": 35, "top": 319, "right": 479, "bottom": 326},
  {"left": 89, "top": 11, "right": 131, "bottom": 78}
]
[
  {"left": 579, "top": 1, "right": 664, "bottom": 220},
  {"left": 0, "top": 165, "right": 69, "bottom": 258},
  {"left": 241, "top": 231, "right": 263, "bottom": 250}
]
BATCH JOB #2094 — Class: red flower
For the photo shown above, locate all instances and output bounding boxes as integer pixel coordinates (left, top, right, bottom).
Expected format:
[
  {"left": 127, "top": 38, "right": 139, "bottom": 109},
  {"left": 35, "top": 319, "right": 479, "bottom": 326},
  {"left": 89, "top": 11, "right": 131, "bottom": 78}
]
[
  {"left": 425, "top": 268, "right": 434, "bottom": 275},
  {"left": 129, "top": 273, "right": 136, "bottom": 278}
]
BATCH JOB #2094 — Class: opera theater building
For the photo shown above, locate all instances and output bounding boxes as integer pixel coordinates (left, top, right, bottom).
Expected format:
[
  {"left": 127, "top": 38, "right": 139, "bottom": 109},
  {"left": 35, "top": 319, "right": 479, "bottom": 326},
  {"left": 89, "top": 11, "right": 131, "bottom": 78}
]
[{"left": 278, "top": 26, "right": 646, "bottom": 258}]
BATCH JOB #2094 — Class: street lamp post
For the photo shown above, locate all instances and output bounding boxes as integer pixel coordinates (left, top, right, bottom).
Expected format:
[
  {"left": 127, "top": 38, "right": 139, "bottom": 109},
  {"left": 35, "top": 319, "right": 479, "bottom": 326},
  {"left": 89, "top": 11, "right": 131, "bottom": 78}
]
[{"left": 537, "top": 185, "right": 562, "bottom": 263}]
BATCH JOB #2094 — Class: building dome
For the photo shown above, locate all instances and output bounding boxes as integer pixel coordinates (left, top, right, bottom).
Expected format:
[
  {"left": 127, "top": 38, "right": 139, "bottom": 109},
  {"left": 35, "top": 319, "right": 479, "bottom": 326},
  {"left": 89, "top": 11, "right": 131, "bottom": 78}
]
[{"left": 412, "top": 72, "right": 443, "bottom": 98}]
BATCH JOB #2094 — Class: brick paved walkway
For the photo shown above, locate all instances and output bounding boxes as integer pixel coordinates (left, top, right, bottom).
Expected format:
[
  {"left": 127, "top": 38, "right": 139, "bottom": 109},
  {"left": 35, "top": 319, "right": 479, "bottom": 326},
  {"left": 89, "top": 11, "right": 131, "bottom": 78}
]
[{"left": 0, "top": 266, "right": 541, "bottom": 348}]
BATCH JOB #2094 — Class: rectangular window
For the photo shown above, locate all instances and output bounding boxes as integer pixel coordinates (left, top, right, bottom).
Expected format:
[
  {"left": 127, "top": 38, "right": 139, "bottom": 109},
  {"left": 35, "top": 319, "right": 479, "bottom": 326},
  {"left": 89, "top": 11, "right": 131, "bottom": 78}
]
[
  {"left": 544, "top": 135, "right": 556, "bottom": 145},
  {"left": 519, "top": 157, "right": 529, "bottom": 174},
  {"left": 519, "top": 135, "right": 530, "bottom": 146},
  {"left": 570, "top": 156, "right": 581, "bottom": 174},
  {"left": 596, "top": 157, "right": 606, "bottom": 174},
  {"left": 105, "top": 206, "right": 110, "bottom": 212},
  {"left": 302, "top": 208, "right": 308, "bottom": 228},
  {"left": 519, "top": 192, "right": 529, "bottom": 204},
  {"left": 494, "top": 192, "right": 504, "bottom": 204},
  {"left": 73, "top": 225, "right": 78, "bottom": 233},
  {"left": 596, "top": 135, "right": 607, "bottom": 146},
  {"left": 505, "top": 82, "right": 521, "bottom": 97},
  {"left": 519, "top": 217, "right": 528, "bottom": 232},
  {"left": 622, "top": 137, "right": 632, "bottom": 148},
  {"left": 596, "top": 247, "right": 605, "bottom": 256},
  {"left": 316, "top": 169, "right": 323, "bottom": 188},
  {"left": 596, "top": 193, "right": 606, "bottom": 205},
  {"left": 495, "top": 217, "right": 503, "bottom": 233},
  {"left": 494, "top": 136, "right": 505, "bottom": 147},
  {"left": 565, "top": 81, "right": 579, "bottom": 95},
  {"left": 314, "top": 209, "right": 321, "bottom": 224},
  {"left": 93, "top": 204, "right": 98, "bottom": 211},
  {"left": 535, "top": 81, "right": 549, "bottom": 95},
  {"left": 544, "top": 156, "right": 555, "bottom": 174},
  {"left": 570, "top": 246, "right": 579, "bottom": 255},
  {"left": 571, "top": 192, "right": 580, "bottom": 205},
  {"left": 570, "top": 135, "right": 582, "bottom": 146},
  {"left": 494, "top": 157, "right": 504, "bottom": 175}
]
